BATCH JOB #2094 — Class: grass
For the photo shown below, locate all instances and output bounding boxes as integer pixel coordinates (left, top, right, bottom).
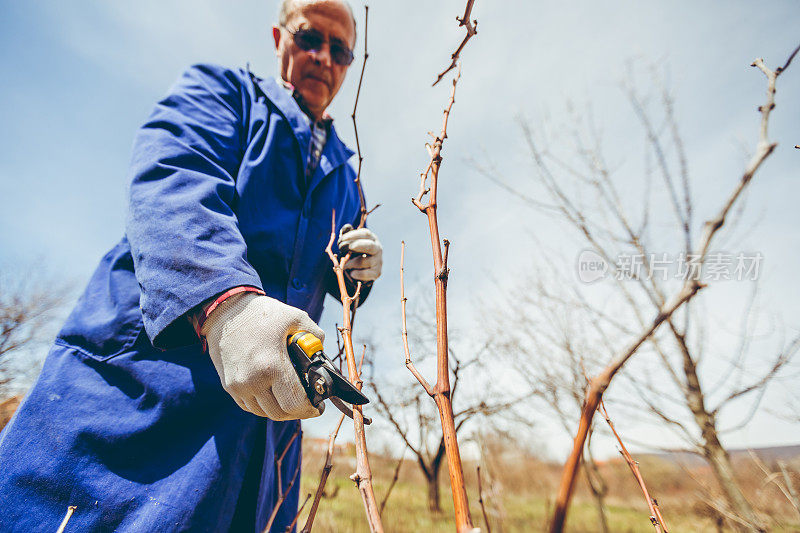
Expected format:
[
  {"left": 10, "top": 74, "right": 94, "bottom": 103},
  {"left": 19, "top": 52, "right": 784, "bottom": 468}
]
[
  {"left": 294, "top": 441, "right": 800, "bottom": 532},
  {"left": 296, "top": 473, "right": 729, "bottom": 532}
]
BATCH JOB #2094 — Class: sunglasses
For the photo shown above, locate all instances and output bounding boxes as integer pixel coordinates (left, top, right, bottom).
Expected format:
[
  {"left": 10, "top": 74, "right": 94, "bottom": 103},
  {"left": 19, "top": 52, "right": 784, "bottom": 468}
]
[{"left": 284, "top": 26, "right": 355, "bottom": 67}]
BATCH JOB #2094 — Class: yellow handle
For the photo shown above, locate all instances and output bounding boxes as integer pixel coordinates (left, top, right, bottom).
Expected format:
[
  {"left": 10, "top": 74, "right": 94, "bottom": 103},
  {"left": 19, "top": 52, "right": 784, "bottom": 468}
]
[{"left": 288, "top": 331, "right": 324, "bottom": 358}]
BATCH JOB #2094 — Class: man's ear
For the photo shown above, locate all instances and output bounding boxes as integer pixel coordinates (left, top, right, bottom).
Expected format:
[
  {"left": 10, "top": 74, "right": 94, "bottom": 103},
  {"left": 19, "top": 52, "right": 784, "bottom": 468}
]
[{"left": 272, "top": 25, "right": 282, "bottom": 52}]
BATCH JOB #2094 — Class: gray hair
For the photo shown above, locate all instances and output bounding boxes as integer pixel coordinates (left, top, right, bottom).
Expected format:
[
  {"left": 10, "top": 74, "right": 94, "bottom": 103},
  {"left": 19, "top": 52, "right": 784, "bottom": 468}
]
[{"left": 278, "top": 0, "right": 357, "bottom": 40}]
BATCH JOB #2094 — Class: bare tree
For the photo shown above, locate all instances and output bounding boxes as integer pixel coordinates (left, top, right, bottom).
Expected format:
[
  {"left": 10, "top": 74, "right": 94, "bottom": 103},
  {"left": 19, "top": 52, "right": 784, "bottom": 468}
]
[
  {"left": 480, "top": 49, "right": 799, "bottom": 531},
  {"left": 371, "top": 333, "right": 516, "bottom": 512},
  {"left": 0, "top": 269, "right": 69, "bottom": 398},
  {"left": 486, "top": 261, "right": 613, "bottom": 532}
]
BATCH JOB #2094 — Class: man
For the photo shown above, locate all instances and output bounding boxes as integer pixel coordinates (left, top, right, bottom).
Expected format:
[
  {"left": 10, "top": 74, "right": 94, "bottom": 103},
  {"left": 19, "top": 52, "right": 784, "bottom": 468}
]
[{"left": 0, "top": 0, "right": 381, "bottom": 531}]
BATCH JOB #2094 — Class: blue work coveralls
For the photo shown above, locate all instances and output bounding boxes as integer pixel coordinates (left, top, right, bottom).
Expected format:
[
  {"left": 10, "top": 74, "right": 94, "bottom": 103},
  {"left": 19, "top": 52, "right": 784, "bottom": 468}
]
[{"left": 0, "top": 64, "right": 365, "bottom": 532}]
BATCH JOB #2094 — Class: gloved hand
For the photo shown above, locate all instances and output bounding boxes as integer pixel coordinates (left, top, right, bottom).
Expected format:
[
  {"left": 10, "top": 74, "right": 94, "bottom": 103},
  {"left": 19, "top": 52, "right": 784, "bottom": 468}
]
[
  {"left": 201, "top": 291, "right": 325, "bottom": 420},
  {"left": 337, "top": 224, "right": 383, "bottom": 282}
]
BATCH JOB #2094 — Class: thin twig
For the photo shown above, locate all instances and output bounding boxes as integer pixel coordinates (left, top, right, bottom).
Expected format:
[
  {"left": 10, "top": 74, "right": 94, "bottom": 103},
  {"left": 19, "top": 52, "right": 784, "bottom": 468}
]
[
  {"left": 379, "top": 448, "right": 406, "bottom": 516},
  {"left": 749, "top": 450, "right": 800, "bottom": 520},
  {"left": 263, "top": 424, "right": 301, "bottom": 532},
  {"left": 351, "top": 4, "right": 370, "bottom": 228},
  {"left": 433, "top": 0, "right": 478, "bottom": 86},
  {"left": 599, "top": 401, "right": 668, "bottom": 532},
  {"left": 400, "top": 241, "right": 434, "bottom": 395},
  {"left": 302, "top": 414, "right": 346, "bottom": 533},
  {"left": 778, "top": 461, "right": 800, "bottom": 520},
  {"left": 413, "top": 68, "right": 462, "bottom": 211},
  {"left": 286, "top": 494, "right": 311, "bottom": 533},
  {"left": 477, "top": 465, "right": 492, "bottom": 533}
]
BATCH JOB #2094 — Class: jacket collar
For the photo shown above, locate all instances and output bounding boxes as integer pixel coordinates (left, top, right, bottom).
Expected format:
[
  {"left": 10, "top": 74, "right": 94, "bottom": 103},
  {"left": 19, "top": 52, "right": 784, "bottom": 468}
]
[{"left": 252, "top": 74, "right": 354, "bottom": 177}]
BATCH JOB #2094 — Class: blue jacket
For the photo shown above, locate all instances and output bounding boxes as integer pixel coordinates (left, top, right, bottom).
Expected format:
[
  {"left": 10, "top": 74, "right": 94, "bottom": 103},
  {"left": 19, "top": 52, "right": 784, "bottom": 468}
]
[{"left": 0, "top": 64, "right": 364, "bottom": 532}]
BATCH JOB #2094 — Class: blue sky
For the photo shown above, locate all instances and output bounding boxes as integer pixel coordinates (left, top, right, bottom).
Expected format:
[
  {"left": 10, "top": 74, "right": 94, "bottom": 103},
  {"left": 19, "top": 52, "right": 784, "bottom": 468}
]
[{"left": 1, "top": 1, "right": 798, "bottom": 457}]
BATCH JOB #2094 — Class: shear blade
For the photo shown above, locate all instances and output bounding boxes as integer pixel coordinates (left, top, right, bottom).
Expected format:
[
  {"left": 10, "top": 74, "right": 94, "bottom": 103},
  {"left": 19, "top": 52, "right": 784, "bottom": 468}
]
[
  {"left": 330, "top": 396, "right": 372, "bottom": 425},
  {"left": 326, "top": 366, "right": 370, "bottom": 405}
]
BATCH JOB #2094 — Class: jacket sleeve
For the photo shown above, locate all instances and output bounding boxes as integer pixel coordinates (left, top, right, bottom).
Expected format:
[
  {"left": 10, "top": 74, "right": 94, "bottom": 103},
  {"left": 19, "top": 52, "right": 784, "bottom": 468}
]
[{"left": 126, "top": 64, "right": 261, "bottom": 349}]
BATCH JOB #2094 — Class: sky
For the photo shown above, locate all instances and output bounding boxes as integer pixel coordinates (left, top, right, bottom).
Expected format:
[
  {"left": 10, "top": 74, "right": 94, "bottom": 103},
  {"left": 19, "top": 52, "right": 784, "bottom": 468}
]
[{"left": 1, "top": 1, "right": 798, "bottom": 459}]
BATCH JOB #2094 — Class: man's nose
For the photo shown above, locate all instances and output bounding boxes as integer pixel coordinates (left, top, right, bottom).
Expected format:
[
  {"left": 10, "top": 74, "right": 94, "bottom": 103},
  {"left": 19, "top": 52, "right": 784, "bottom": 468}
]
[{"left": 310, "top": 43, "right": 332, "bottom": 67}]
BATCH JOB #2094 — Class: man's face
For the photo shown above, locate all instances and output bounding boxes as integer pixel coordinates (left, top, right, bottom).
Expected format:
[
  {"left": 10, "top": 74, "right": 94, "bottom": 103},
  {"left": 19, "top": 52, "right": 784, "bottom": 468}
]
[{"left": 273, "top": 1, "right": 356, "bottom": 119}]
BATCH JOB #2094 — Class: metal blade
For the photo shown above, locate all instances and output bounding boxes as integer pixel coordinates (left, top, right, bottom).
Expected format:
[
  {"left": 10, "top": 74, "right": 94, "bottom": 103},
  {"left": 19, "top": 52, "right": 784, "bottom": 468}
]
[
  {"left": 330, "top": 396, "right": 372, "bottom": 425},
  {"left": 325, "top": 366, "right": 370, "bottom": 405}
]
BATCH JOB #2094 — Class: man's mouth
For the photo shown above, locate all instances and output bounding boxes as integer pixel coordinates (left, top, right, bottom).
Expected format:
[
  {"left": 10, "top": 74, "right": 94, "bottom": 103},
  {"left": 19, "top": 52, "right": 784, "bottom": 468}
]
[{"left": 305, "top": 72, "right": 331, "bottom": 88}]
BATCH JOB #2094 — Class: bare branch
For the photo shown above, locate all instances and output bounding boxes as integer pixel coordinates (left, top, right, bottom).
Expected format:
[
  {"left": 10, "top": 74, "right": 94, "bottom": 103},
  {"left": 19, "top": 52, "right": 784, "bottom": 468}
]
[
  {"left": 477, "top": 465, "right": 492, "bottom": 533},
  {"left": 433, "top": 0, "right": 478, "bottom": 86},
  {"left": 351, "top": 4, "right": 370, "bottom": 229},
  {"left": 287, "top": 493, "right": 311, "bottom": 533},
  {"left": 749, "top": 450, "right": 800, "bottom": 520},
  {"left": 302, "top": 414, "right": 346, "bottom": 533},
  {"left": 400, "top": 242, "right": 434, "bottom": 396},
  {"left": 371, "top": 385, "right": 424, "bottom": 460},
  {"left": 599, "top": 401, "right": 668, "bottom": 532},
  {"left": 326, "top": 210, "right": 383, "bottom": 530},
  {"left": 405, "top": 19, "right": 477, "bottom": 530},
  {"left": 379, "top": 448, "right": 406, "bottom": 516},
  {"left": 263, "top": 424, "right": 301, "bottom": 532},
  {"left": 414, "top": 68, "right": 461, "bottom": 210},
  {"left": 712, "top": 335, "right": 799, "bottom": 414}
]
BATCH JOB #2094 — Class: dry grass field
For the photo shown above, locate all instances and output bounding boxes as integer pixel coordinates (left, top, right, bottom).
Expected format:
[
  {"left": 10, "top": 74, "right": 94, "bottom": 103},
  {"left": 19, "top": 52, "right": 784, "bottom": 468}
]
[
  {"left": 3, "top": 400, "right": 798, "bottom": 531},
  {"left": 296, "top": 438, "right": 800, "bottom": 532}
]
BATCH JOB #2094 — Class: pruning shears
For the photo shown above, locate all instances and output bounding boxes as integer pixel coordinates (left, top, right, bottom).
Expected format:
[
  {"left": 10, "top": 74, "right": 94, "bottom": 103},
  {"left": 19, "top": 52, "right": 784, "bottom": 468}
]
[{"left": 287, "top": 331, "right": 371, "bottom": 424}]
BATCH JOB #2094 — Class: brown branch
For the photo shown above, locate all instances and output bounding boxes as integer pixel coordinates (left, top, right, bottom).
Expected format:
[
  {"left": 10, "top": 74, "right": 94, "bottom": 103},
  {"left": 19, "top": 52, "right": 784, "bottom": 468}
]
[
  {"left": 355, "top": 344, "right": 367, "bottom": 387},
  {"left": 298, "top": 345, "right": 367, "bottom": 533},
  {"left": 408, "top": 65, "right": 474, "bottom": 532},
  {"left": 325, "top": 212, "right": 384, "bottom": 532},
  {"left": 550, "top": 281, "right": 702, "bottom": 533},
  {"left": 263, "top": 424, "right": 302, "bottom": 532},
  {"left": 433, "top": 0, "right": 478, "bottom": 86},
  {"left": 371, "top": 386, "right": 425, "bottom": 461},
  {"left": 700, "top": 495, "right": 755, "bottom": 530},
  {"left": 549, "top": 49, "right": 796, "bottom": 533},
  {"left": 400, "top": 241, "right": 434, "bottom": 395},
  {"left": 477, "top": 466, "right": 492, "bottom": 533},
  {"left": 413, "top": 68, "right": 461, "bottom": 211},
  {"left": 778, "top": 461, "right": 800, "bottom": 520},
  {"left": 351, "top": 4, "right": 370, "bottom": 228},
  {"left": 379, "top": 448, "right": 406, "bottom": 516},
  {"left": 287, "top": 493, "right": 311, "bottom": 533},
  {"left": 776, "top": 43, "right": 800, "bottom": 73},
  {"left": 599, "top": 401, "right": 668, "bottom": 532},
  {"left": 749, "top": 451, "right": 800, "bottom": 520},
  {"left": 440, "top": 239, "right": 451, "bottom": 281},
  {"left": 712, "top": 335, "right": 798, "bottom": 412},
  {"left": 302, "top": 414, "right": 346, "bottom": 533}
]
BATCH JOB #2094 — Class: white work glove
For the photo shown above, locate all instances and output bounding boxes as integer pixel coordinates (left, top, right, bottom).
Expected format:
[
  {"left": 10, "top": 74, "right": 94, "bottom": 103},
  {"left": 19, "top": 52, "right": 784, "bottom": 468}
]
[
  {"left": 201, "top": 292, "right": 325, "bottom": 420},
  {"left": 337, "top": 224, "right": 383, "bottom": 282}
]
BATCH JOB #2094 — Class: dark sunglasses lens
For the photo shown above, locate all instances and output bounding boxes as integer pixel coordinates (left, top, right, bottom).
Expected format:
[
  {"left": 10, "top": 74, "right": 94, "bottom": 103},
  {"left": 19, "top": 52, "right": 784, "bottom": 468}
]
[
  {"left": 294, "top": 29, "right": 323, "bottom": 52},
  {"left": 330, "top": 44, "right": 354, "bottom": 66},
  {"left": 292, "top": 27, "right": 354, "bottom": 66}
]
